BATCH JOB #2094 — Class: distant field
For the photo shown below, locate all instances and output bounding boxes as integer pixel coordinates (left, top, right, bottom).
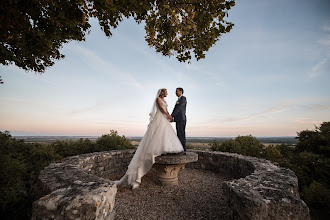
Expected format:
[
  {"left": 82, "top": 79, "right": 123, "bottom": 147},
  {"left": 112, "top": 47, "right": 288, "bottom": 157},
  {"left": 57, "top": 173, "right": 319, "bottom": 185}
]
[
  {"left": 14, "top": 136, "right": 98, "bottom": 144},
  {"left": 14, "top": 136, "right": 298, "bottom": 147},
  {"left": 129, "top": 136, "right": 298, "bottom": 150}
]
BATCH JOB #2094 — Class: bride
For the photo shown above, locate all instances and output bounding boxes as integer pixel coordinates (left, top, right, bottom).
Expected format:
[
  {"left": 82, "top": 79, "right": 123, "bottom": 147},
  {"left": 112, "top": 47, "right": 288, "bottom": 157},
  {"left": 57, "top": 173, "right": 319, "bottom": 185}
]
[{"left": 115, "top": 88, "right": 184, "bottom": 189}]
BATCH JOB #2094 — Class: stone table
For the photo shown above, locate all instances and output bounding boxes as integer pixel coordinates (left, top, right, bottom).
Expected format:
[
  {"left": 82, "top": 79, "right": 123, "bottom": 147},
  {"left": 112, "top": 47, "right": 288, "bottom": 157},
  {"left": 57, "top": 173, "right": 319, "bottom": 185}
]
[{"left": 154, "top": 152, "right": 198, "bottom": 186}]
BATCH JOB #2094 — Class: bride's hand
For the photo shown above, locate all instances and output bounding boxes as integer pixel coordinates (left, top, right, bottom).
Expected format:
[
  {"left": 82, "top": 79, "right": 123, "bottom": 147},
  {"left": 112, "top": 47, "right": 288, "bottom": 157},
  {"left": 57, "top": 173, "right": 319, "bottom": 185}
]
[{"left": 167, "top": 114, "right": 173, "bottom": 121}]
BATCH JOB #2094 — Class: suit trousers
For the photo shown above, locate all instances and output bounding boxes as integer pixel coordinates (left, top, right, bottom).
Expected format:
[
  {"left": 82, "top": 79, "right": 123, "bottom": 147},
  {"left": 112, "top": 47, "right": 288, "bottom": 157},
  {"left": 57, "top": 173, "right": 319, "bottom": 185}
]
[{"left": 176, "top": 121, "right": 186, "bottom": 151}]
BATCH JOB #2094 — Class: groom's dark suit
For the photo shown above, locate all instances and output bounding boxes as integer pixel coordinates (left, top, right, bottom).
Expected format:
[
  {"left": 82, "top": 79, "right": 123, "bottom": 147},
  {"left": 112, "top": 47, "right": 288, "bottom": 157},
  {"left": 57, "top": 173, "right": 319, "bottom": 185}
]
[{"left": 171, "top": 96, "right": 187, "bottom": 151}]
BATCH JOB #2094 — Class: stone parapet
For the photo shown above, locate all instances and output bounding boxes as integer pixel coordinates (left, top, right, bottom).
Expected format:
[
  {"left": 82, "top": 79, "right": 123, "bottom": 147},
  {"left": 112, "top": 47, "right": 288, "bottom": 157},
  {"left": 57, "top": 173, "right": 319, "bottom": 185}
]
[
  {"left": 32, "top": 149, "right": 310, "bottom": 220},
  {"left": 186, "top": 150, "right": 310, "bottom": 220},
  {"left": 31, "top": 150, "right": 135, "bottom": 220}
]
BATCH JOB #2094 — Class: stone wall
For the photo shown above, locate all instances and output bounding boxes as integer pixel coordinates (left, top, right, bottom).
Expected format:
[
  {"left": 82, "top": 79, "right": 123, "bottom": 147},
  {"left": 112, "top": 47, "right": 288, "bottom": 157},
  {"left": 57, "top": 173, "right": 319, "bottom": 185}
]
[
  {"left": 32, "top": 149, "right": 310, "bottom": 220},
  {"left": 187, "top": 150, "right": 310, "bottom": 220},
  {"left": 32, "top": 150, "right": 135, "bottom": 220}
]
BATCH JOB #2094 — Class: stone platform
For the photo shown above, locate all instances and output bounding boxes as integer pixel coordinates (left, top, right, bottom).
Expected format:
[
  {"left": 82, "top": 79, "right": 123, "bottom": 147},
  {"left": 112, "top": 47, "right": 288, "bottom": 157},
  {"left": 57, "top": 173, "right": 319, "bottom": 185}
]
[
  {"left": 32, "top": 150, "right": 310, "bottom": 220},
  {"left": 154, "top": 152, "right": 198, "bottom": 186}
]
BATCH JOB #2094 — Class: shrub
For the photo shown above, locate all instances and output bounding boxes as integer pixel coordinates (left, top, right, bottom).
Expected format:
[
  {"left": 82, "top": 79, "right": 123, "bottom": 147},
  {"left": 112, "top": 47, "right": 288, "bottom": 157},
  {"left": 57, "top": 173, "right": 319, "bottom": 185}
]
[
  {"left": 95, "top": 130, "right": 135, "bottom": 151},
  {"left": 0, "top": 129, "right": 134, "bottom": 219},
  {"left": 264, "top": 145, "right": 282, "bottom": 161},
  {"left": 210, "top": 135, "right": 264, "bottom": 158},
  {"left": 210, "top": 121, "right": 330, "bottom": 219},
  {"left": 302, "top": 181, "right": 330, "bottom": 219}
]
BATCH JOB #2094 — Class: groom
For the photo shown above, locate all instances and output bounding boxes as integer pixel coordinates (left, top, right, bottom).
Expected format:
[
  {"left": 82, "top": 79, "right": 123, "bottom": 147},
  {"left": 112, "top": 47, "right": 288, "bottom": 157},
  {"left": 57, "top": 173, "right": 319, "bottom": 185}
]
[{"left": 171, "top": 88, "right": 187, "bottom": 152}]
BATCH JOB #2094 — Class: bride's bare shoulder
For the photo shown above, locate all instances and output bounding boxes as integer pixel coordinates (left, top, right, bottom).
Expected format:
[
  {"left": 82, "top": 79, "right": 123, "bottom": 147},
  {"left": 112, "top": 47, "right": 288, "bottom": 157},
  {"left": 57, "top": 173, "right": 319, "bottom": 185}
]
[{"left": 156, "top": 97, "right": 162, "bottom": 105}]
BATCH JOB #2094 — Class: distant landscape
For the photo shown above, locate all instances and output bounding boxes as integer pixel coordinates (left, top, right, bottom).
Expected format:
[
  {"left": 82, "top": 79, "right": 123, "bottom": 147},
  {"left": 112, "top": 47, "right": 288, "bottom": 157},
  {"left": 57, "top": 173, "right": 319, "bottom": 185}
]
[
  {"left": 15, "top": 136, "right": 298, "bottom": 148},
  {"left": 4, "top": 122, "right": 328, "bottom": 219}
]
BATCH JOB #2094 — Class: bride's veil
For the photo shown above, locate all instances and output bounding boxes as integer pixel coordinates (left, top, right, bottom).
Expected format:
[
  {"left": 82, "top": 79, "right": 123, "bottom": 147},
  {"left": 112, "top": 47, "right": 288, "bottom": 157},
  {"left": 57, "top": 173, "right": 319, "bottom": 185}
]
[{"left": 149, "top": 88, "right": 163, "bottom": 124}]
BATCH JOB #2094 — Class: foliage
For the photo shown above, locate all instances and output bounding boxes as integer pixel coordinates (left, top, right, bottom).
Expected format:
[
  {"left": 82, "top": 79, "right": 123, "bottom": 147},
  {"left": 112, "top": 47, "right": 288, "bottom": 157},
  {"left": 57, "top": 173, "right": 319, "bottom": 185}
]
[
  {"left": 144, "top": 0, "right": 235, "bottom": 62},
  {"left": 0, "top": 0, "right": 235, "bottom": 77},
  {"left": 0, "top": 131, "right": 60, "bottom": 219},
  {"left": 51, "top": 138, "right": 95, "bottom": 158},
  {"left": 95, "top": 130, "right": 135, "bottom": 151},
  {"left": 210, "top": 122, "right": 330, "bottom": 219},
  {"left": 50, "top": 130, "right": 134, "bottom": 157},
  {"left": 296, "top": 121, "right": 330, "bottom": 156},
  {"left": 210, "top": 135, "right": 264, "bottom": 158},
  {"left": 302, "top": 181, "right": 330, "bottom": 217},
  {"left": 264, "top": 144, "right": 282, "bottom": 161},
  {"left": 0, "top": 130, "right": 133, "bottom": 219}
]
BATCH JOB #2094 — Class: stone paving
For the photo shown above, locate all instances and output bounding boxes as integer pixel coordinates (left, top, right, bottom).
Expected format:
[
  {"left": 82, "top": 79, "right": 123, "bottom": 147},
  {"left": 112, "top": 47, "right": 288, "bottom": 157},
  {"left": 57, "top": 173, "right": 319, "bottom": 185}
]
[{"left": 112, "top": 168, "right": 231, "bottom": 220}]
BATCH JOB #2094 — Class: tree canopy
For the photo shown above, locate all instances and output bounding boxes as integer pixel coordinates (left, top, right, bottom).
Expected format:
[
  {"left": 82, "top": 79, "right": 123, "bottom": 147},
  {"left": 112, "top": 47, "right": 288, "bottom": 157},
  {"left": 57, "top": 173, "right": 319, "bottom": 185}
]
[{"left": 0, "top": 0, "right": 235, "bottom": 75}]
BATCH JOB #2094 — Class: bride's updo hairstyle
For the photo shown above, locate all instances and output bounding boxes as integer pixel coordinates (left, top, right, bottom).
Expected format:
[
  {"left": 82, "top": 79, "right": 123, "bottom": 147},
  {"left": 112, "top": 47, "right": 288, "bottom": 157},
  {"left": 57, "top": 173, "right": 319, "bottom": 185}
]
[{"left": 159, "top": 88, "right": 167, "bottom": 98}]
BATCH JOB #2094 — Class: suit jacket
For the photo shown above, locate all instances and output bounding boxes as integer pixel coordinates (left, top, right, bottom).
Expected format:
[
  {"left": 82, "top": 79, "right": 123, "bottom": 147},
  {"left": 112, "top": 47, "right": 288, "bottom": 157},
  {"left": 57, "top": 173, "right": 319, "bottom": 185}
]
[{"left": 171, "top": 96, "right": 187, "bottom": 122}]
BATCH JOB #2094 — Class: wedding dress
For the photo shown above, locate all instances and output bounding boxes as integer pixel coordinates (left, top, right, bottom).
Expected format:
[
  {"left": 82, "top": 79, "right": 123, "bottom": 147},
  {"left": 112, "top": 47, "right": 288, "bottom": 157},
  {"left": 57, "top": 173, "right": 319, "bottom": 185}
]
[{"left": 115, "top": 89, "right": 184, "bottom": 189}]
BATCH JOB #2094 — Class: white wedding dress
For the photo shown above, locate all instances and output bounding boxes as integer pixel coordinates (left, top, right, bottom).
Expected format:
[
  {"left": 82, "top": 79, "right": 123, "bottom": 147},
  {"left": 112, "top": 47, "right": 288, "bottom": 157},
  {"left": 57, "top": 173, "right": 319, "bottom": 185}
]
[{"left": 115, "top": 90, "right": 184, "bottom": 189}]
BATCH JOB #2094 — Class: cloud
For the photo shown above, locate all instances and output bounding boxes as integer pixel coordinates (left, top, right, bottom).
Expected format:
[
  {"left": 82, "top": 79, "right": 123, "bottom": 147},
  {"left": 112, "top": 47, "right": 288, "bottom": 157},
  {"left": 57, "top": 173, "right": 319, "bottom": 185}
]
[
  {"left": 185, "top": 63, "right": 228, "bottom": 87},
  {"left": 96, "top": 120, "right": 144, "bottom": 125},
  {"left": 0, "top": 96, "right": 29, "bottom": 103},
  {"left": 117, "top": 31, "right": 194, "bottom": 83},
  {"left": 1, "top": 64, "right": 57, "bottom": 86},
  {"left": 318, "top": 35, "right": 330, "bottom": 46},
  {"left": 69, "top": 43, "right": 143, "bottom": 89},
  {"left": 299, "top": 103, "right": 330, "bottom": 112},
  {"left": 209, "top": 105, "right": 290, "bottom": 124},
  {"left": 295, "top": 118, "right": 323, "bottom": 125},
  {"left": 68, "top": 103, "right": 107, "bottom": 116},
  {"left": 308, "top": 58, "right": 328, "bottom": 78},
  {"left": 323, "top": 24, "right": 330, "bottom": 32},
  {"left": 204, "top": 97, "right": 330, "bottom": 127}
]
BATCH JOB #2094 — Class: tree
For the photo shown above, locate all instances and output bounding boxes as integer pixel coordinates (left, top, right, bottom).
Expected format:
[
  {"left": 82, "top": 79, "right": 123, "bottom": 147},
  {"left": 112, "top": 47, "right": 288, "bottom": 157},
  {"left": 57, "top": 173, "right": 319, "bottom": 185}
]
[
  {"left": 0, "top": 0, "right": 235, "bottom": 76},
  {"left": 95, "top": 130, "right": 134, "bottom": 151},
  {"left": 210, "top": 135, "right": 264, "bottom": 158},
  {"left": 296, "top": 121, "right": 330, "bottom": 155}
]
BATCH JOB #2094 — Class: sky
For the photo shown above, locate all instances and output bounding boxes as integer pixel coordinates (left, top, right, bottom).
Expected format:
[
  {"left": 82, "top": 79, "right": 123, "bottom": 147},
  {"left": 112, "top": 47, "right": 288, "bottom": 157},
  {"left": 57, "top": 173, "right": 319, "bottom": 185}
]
[{"left": 1, "top": 0, "right": 330, "bottom": 137}]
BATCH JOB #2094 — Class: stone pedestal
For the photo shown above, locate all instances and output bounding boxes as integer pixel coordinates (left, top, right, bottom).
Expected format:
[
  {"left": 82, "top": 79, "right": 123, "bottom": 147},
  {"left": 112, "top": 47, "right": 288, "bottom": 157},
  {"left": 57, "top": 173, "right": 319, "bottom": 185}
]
[{"left": 154, "top": 152, "right": 198, "bottom": 186}]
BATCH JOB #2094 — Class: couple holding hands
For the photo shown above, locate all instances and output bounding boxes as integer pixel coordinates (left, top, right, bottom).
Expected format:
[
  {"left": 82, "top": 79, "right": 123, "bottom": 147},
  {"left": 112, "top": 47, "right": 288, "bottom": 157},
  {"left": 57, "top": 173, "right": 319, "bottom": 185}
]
[{"left": 115, "top": 88, "right": 187, "bottom": 189}]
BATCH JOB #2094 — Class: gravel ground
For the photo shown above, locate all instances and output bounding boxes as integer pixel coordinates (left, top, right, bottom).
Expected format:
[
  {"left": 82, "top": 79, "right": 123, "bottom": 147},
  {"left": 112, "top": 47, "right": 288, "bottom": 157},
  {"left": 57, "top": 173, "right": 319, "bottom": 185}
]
[{"left": 112, "top": 168, "right": 231, "bottom": 220}]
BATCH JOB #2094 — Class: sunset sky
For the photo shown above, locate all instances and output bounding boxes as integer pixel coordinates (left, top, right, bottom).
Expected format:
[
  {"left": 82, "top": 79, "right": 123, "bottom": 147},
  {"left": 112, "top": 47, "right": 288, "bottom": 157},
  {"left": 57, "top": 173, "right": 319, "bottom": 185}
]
[{"left": 1, "top": 0, "right": 330, "bottom": 137}]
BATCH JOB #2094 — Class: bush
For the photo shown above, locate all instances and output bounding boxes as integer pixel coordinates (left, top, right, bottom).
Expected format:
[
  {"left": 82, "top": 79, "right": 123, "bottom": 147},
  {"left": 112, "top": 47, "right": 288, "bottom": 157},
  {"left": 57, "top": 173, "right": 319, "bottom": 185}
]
[
  {"left": 296, "top": 122, "right": 330, "bottom": 156},
  {"left": 264, "top": 145, "right": 282, "bottom": 161},
  {"left": 302, "top": 181, "right": 330, "bottom": 220},
  {"left": 51, "top": 138, "right": 95, "bottom": 157},
  {"left": 210, "top": 135, "right": 264, "bottom": 158},
  {"left": 95, "top": 130, "right": 135, "bottom": 151},
  {"left": 210, "top": 122, "right": 330, "bottom": 219},
  {"left": 0, "top": 154, "right": 28, "bottom": 219},
  {"left": 0, "top": 130, "right": 134, "bottom": 219}
]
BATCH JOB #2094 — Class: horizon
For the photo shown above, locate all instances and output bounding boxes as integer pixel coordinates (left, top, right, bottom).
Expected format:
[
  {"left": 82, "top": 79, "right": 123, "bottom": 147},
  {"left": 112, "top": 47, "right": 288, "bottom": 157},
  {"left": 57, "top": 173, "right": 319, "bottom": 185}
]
[
  {"left": 1, "top": 0, "right": 329, "bottom": 137},
  {"left": 12, "top": 134, "right": 298, "bottom": 138}
]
